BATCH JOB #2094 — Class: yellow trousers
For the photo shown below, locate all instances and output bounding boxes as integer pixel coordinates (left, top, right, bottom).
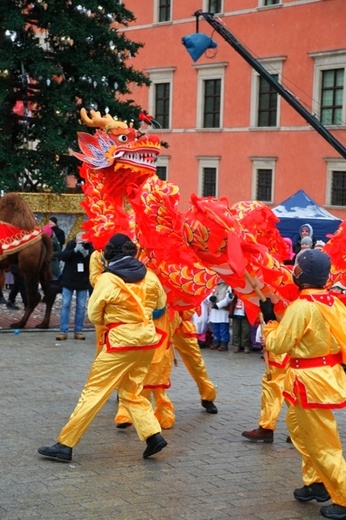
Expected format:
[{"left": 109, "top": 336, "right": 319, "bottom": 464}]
[
  {"left": 115, "top": 346, "right": 175, "bottom": 429},
  {"left": 259, "top": 366, "right": 286, "bottom": 430},
  {"left": 58, "top": 348, "right": 161, "bottom": 446},
  {"left": 115, "top": 312, "right": 175, "bottom": 429},
  {"left": 173, "top": 320, "right": 216, "bottom": 402},
  {"left": 287, "top": 404, "right": 346, "bottom": 506}
]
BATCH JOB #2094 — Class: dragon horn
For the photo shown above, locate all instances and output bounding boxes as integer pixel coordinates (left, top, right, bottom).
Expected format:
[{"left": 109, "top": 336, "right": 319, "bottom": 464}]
[{"left": 80, "top": 108, "right": 125, "bottom": 130}]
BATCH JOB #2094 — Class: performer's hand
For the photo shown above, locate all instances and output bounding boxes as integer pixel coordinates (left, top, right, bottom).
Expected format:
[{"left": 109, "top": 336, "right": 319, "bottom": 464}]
[
  {"left": 259, "top": 298, "right": 277, "bottom": 322},
  {"left": 212, "top": 303, "right": 219, "bottom": 309}
]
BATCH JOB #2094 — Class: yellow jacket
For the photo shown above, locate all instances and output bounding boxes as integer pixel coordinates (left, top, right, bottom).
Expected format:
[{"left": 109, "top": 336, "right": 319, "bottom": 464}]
[
  {"left": 88, "top": 269, "right": 167, "bottom": 351},
  {"left": 263, "top": 288, "right": 346, "bottom": 408}
]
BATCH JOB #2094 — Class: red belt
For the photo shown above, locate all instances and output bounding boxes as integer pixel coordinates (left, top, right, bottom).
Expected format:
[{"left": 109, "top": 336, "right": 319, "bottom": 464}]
[{"left": 290, "top": 352, "right": 343, "bottom": 369}]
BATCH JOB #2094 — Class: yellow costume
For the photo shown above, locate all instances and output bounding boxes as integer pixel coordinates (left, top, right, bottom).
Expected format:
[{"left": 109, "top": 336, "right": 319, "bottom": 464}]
[
  {"left": 115, "top": 311, "right": 175, "bottom": 429},
  {"left": 57, "top": 260, "right": 167, "bottom": 447},
  {"left": 89, "top": 249, "right": 107, "bottom": 355},
  {"left": 259, "top": 352, "right": 289, "bottom": 431},
  {"left": 264, "top": 288, "right": 346, "bottom": 506},
  {"left": 172, "top": 310, "right": 217, "bottom": 403},
  {"left": 89, "top": 250, "right": 175, "bottom": 429}
]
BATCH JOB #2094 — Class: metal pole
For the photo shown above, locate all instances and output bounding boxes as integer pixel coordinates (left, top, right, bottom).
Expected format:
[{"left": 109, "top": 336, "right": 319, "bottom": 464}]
[{"left": 195, "top": 11, "right": 346, "bottom": 160}]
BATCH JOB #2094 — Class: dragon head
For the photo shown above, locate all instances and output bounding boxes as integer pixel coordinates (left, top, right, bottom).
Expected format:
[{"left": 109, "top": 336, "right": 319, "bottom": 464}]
[{"left": 73, "top": 108, "right": 161, "bottom": 180}]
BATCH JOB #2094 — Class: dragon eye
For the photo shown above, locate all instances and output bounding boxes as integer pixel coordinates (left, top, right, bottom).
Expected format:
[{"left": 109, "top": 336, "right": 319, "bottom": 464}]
[{"left": 118, "top": 134, "right": 128, "bottom": 142}]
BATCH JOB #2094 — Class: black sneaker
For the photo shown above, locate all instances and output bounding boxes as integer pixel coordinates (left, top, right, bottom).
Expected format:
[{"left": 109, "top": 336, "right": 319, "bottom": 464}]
[
  {"left": 143, "top": 434, "right": 167, "bottom": 459},
  {"left": 293, "top": 482, "right": 330, "bottom": 503},
  {"left": 116, "top": 422, "right": 132, "bottom": 429},
  {"left": 6, "top": 302, "right": 20, "bottom": 310},
  {"left": 201, "top": 400, "right": 218, "bottom": 414},
  {"left": 321, "top": 504, "right": 346, "bottom": 519},
  {"left": 38, "top": 442, "right": 72, "bottom": 462}
]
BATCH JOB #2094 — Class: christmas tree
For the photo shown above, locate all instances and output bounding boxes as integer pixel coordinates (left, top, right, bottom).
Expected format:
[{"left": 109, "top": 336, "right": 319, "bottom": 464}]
[{"left": 0, "top": 0, "right": 149, "bottom": 192}]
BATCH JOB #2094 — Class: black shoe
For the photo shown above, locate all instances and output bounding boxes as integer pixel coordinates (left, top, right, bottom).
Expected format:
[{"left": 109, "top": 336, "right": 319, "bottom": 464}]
[
  {"left": 286, "top": 435, "right": 292, "bottom": 443},
  {"left": 201, "top": 400, "right": 218, "bottom": 414},
  {"left": 293, "top": 483, "right": 330, "bottom": 503},
  {"left": 116, "top": 422, "right": 132, "bottom": 429},
  {"left": 6, "top": 301, "right": 20, "bottom": 310},
  {"left": 38, "top": 442, "right": 72, "bottom": 462},
  {"left": 143, "top": 433, "right": 167, "bottom": 459},
  {"left": 198, "top": 340, "right": 207, "bottom": 349},
  {"left": 0, "top": 296, "right": 7, "bottom": 305},
  {"left": 321, "top": 504, "right": 346, "bottom": 519}
]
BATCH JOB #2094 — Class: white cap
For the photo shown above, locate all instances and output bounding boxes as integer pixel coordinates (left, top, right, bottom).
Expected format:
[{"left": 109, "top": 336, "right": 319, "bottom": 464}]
[{"left": 314, "top": 240, "right": 326, "bottom": 249}]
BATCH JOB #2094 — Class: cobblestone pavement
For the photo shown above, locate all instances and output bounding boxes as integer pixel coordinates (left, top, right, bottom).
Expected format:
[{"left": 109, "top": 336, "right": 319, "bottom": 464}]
[
  {"left": 0, "top": 289, "right": 93, "bottom": 331},
  {"left": 1, "top": 329, "right": 345, "bottom": 520}
]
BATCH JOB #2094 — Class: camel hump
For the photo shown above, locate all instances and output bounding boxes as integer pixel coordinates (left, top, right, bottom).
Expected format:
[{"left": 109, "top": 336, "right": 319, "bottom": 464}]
[{"left": 0, "top": 194, "right": 38, "bottom": 231}]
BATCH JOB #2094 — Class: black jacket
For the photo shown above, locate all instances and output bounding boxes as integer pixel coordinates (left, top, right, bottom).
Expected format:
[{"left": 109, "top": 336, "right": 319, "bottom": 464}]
[
  {"left": 59, "top": 239, "right": 93, "bottom": 291},
  {"left": 52, "top": 225, "right": 66, "bottom": 249}
]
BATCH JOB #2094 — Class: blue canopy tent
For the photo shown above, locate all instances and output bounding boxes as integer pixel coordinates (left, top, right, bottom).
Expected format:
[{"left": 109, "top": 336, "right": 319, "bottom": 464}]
[{"left": 272, "top": 190, "right": 342, "bottom": 245}]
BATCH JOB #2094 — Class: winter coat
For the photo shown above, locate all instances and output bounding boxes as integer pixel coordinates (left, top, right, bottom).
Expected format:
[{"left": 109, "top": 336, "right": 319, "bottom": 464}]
[
  {"left": 50, "top": 234, "right": 62, "bottom": 277},
  {"left": 59, "top": 239, "right": 93, "bottom": 291},
  {"left": 88, "top": 262, "right": 167, "bottom": 351}
]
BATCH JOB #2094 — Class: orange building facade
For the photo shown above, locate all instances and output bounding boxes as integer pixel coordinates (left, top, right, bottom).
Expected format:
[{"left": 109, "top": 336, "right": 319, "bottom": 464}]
[{"left": 120, "top": 0, "right": 346, "bottom": 219}]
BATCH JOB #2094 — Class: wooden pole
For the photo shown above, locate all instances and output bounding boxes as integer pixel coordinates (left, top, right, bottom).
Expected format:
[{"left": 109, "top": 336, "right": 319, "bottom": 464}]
[{"left": 243, "top": 270, "right": 271, "bottom": 381}]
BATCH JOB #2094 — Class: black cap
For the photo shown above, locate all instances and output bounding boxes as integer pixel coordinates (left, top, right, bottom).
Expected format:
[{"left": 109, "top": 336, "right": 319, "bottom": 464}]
[
  {"left": 295, "top": 249, "right": 330, "bottom": 288},
  {"left": 104, "top": 233, "right": 136, "bottom": 261},
  {"left": 49, "top": 216, "right": 57, "bottom": 224}
]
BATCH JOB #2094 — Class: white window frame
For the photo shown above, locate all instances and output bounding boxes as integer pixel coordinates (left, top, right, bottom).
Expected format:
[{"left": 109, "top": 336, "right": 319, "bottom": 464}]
[
  {"left": 202, "top": 0, "right": 223, "bottom": 14},
  {"left": 325, "top": 158, "right": 346, "bottom": 207},
  {"left": 156, "top": 155, "right": 170, "bottom": 181},
  {"left": 153, "top": 0, "right": 172, "bottom": 24},
  {"left": 250, "top": 57, "right": 285, "bottom": 128},
  {"left": 310, "top": 50, "right": 346, "bottom": 127},
  {"left": 197, "top": 156, "right": 220, "bottom": 198},
  {"left": 250, "top": 157, "right": 276, "bottom": 203},
  {"left": 146, "top": 68, "right": 175, "bottom": 130},
  {"left": 194, "top": 63, "right": 227, "bottom": 130}
]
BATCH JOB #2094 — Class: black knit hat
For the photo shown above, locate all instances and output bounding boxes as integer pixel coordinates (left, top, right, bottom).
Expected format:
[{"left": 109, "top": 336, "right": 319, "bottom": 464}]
[
  {"left": 294, "top": 249, "right": 330, "bottom": 288},
  {"left": 49, "top": 216, "right": 57, "bottom": 224},
  {"left": 104, "top": 233, "right": 137, "bottom": 261}
]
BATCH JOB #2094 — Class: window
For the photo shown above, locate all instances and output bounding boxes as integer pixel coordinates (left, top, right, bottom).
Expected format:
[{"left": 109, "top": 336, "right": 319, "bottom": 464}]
[
  {"left": 147, "top": 68, "right": 175, "bottom": 130},
  {"left": 156, "top": 156, "right": 170, "bottom": 181},
  {"left": 326, "top": 159, "right": 346, "bottom": 206},
  {"left": 258, "top": 75, "right": 278, "bottom": 127},
  {"left": 154, "top": 0, "right": 171, "bottom": 23},
  {"left": 259, "top": 0, "right": 280, "bottom": 6},
  {"left": 198, "top": 157, "right": 220, "bottom": 197},
  {"left": 156, "top": 165, "right": 167, "bottom": 181},
  {"left": 195, "top": 63, "right": 227, "bottom": 129},
  {"left": 311, "top": 50, "right": 346, "bottom": 127},
  {"left": 154, "top": 83, "right": 170, "bottom": 129},
  {"left": 207, "top": 0, "right": 222, "bottom": 13},
  {"left": 203, "top": 79, "right": 221, "bottom": 128},
  {"left": 251, "top": 158, "right": 276, "bottom": 202},
  {"left": 256, "top": 169, "right": 272, "bottom": 201},
  {"left": 320, "top": 69, "right": 344, "bottom": 126},
  {"left": 331, "top": 171, "right": 346, "bottom": 205},
  {"left": 250, "top": 57, "right": 284, "bottom": 128},
  {"left": 202, "top": 167, "right": 217, "bottom": 197}
]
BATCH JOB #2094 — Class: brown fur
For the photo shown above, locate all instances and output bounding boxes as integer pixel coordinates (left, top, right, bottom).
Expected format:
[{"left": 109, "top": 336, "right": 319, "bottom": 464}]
[
  {"left": 0, "top": 194, "right": 55, "bottom": 329},
  {"left": 0, "top": 193, "right": 37, "bottom": 230}
]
